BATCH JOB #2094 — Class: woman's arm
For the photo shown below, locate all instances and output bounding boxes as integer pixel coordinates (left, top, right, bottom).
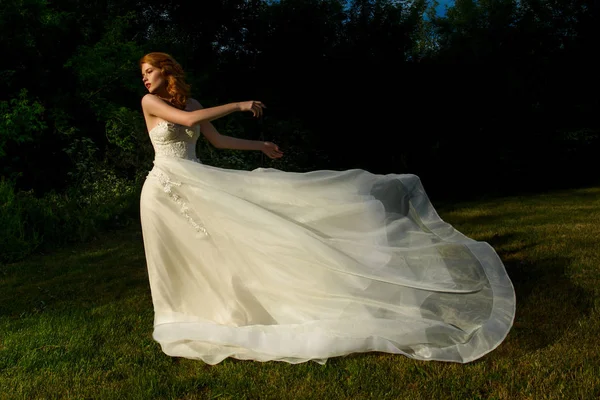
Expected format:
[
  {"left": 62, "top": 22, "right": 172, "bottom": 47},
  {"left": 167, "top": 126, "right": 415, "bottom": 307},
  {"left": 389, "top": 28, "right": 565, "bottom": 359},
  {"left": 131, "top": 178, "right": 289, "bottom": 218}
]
[
  {"left": 141, "top": 94, "right": 265, "bottom": 127},
  {"left": 202, "top": 122, "right": 263, "bottom": 150},
  {"left": 191, "top": 99, "right": 283, "bottom": 158}
]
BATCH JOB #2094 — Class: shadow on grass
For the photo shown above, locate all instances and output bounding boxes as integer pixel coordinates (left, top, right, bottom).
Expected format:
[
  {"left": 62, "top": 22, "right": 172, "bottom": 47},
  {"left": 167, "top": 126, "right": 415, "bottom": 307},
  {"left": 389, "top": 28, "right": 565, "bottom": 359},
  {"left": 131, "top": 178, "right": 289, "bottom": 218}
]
[
  {"left": 489, "top": 235, "right": 595, "bottom": 356},
  {"left": 0, "top": 228, "right": 149, "bottom": 318}
]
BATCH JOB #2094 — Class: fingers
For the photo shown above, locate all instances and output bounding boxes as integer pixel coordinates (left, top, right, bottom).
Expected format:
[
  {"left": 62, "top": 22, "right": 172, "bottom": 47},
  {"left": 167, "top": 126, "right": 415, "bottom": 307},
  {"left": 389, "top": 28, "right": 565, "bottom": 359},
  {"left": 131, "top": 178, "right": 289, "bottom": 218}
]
[
  {"left": 243, "top": 100, "right": 266, "bottom": 117},
  {"left": 250, "top": 101, "right": 266, "bottom": 118},
  {"left": 264, "top": 142, "right": 283, "bottom": 159}
]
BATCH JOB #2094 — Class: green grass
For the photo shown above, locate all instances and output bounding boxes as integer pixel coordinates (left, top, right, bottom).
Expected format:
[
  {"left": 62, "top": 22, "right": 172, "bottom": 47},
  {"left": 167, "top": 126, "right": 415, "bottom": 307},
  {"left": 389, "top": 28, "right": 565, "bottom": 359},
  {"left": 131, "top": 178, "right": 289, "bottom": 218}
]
[{"left": 1, "top": 186, "right": 600, "bottom": 399}]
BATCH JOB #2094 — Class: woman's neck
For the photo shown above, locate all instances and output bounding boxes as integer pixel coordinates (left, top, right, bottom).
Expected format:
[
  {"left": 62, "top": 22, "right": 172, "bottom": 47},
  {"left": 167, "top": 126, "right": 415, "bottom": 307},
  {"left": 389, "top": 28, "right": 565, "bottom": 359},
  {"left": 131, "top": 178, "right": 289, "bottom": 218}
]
[{"left": 153, "top": 86, "right": 171, "bottom": 101}]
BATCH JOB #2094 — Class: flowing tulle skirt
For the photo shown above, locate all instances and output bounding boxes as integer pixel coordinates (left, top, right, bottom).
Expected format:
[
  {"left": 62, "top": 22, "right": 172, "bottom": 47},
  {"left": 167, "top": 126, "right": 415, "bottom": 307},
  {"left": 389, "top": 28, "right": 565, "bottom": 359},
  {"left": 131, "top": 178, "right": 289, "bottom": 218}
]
[{"left": 139, "top": 156, "right": 515, "bottom": 365}]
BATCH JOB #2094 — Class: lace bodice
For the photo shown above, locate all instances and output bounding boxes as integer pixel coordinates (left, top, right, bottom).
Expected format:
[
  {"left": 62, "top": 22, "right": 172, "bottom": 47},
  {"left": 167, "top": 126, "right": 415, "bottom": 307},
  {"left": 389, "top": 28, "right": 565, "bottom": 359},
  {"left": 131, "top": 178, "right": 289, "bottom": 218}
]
[{"left": 148, "top": 120, "right": 200, "bottom": 161}]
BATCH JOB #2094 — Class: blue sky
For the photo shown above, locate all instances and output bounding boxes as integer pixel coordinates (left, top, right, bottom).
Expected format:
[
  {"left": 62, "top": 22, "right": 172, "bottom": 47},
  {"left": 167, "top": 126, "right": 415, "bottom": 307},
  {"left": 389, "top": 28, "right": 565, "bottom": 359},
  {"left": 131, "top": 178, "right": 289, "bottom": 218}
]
[
  {"left": 270, "top": 0, "right": 457, "bottom": 16},
  {"left": 434, "top": 0, "right": 455, "bottom": 16}
]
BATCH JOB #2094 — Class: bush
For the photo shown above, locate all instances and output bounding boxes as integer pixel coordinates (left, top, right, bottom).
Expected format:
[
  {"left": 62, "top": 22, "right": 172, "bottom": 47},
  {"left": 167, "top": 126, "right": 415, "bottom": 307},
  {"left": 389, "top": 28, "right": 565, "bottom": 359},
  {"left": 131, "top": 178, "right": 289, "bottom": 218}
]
[
  {"left": 0, "top": 171, "right": 140, "bottom": 265},
  {"left": 0, "top": 179, "right": 43, "bottom": 263}
]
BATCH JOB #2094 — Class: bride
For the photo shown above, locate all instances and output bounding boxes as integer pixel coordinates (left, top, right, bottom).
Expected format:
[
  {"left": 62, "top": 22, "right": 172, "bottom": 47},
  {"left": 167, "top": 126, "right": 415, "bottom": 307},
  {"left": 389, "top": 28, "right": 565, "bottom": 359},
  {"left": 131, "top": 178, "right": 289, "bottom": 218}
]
[{"left": 138, "top": 52, "right": 515, "bottom": 365}]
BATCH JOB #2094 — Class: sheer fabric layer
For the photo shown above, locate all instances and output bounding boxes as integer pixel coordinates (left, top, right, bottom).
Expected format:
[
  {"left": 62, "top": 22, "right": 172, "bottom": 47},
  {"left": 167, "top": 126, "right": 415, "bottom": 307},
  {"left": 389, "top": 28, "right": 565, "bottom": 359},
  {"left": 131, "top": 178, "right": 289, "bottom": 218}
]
[{"left": 140, "top": 155, "right": 515, "bottom": 365}]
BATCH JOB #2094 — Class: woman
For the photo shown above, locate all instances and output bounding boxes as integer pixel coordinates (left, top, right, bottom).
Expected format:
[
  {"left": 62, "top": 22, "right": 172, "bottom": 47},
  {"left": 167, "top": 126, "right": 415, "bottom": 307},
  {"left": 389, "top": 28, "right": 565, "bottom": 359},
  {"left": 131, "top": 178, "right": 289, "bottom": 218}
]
[{"left": 139, "top": 52, "right": 515, "bottom": 365}]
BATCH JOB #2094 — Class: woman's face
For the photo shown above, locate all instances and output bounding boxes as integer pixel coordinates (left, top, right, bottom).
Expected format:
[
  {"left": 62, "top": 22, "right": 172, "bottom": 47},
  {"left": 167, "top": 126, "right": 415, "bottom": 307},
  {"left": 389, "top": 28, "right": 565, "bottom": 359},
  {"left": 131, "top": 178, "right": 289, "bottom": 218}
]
[{"left": 141, "top": 63, "right": 165, "bottom": 93}]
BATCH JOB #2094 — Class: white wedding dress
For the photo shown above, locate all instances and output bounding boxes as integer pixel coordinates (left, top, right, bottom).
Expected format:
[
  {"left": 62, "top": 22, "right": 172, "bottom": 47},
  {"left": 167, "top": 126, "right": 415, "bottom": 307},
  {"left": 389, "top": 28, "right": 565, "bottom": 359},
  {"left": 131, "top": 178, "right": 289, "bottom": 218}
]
[{"left": 140, "top": 120, "right": 515, "bottom": 365}]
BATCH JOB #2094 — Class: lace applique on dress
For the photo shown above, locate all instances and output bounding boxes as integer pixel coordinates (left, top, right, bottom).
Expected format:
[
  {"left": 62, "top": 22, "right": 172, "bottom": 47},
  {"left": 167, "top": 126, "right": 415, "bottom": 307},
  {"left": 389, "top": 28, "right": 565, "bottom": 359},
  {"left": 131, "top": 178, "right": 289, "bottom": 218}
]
[
  {"left": 148, "top": 168, "right": 209, "bottom": 237},
  {"left": 149, "top": 121, "right": 200, "bottom": 161}
]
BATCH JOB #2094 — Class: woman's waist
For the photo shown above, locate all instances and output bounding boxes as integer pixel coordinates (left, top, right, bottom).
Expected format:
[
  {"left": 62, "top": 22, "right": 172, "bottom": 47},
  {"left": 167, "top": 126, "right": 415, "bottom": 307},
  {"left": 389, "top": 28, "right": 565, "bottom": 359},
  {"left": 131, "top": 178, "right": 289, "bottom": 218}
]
[
  {"left": 146, "top": 156, "right": 203, "bottom": 180},
  {"left": 153, "top": 154, "right": 201, "bottom": 163}
]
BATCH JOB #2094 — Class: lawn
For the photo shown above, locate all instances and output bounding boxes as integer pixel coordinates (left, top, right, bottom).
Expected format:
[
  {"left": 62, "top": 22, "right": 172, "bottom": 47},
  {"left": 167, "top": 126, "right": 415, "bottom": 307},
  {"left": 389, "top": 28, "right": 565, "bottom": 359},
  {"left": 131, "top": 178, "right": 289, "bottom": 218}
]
[{"left": 1, "top": 186, "right": 599, "bottom": 399}]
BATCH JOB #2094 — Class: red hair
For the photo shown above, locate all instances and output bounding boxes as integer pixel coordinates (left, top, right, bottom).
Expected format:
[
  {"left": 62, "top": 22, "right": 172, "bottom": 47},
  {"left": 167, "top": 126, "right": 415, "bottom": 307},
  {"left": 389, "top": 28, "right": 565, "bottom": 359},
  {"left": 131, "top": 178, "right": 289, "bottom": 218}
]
[{"left": 139, "top": 52, "right": 191, "bottom": 110}]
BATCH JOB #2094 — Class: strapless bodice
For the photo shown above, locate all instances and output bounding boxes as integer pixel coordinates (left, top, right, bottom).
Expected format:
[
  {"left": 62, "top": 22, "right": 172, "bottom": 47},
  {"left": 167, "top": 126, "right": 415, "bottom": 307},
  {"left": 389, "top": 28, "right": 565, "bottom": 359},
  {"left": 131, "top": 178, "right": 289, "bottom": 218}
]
[{"left": 148, "top": 120, "right": 200, "bottom": 161}]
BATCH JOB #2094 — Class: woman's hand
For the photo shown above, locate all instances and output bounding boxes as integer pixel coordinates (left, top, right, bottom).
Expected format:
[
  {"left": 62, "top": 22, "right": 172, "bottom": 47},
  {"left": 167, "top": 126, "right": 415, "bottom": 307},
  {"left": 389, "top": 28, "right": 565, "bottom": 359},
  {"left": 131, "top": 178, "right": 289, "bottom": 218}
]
[
  {"left": 238, "top": 101, "right": 266, "bottom": 117},
  {"left": 261, "top": 142, "right": 284, "bottom": 159}
]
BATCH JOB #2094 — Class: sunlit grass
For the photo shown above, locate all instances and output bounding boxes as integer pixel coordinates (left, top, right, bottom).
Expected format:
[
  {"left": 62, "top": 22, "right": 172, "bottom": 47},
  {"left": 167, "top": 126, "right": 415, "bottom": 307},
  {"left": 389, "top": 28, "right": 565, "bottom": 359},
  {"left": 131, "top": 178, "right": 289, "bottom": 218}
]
[{"left": 1, "top": 186, "right": 599, "bottom": 399}]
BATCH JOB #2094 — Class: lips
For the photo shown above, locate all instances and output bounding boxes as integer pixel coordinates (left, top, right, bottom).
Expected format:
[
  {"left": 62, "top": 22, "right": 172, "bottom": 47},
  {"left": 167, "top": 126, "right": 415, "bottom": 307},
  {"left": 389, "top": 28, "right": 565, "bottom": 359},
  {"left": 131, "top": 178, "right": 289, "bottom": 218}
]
[{"left": 145, "top": 83, "right": 151, "bottom": 89}]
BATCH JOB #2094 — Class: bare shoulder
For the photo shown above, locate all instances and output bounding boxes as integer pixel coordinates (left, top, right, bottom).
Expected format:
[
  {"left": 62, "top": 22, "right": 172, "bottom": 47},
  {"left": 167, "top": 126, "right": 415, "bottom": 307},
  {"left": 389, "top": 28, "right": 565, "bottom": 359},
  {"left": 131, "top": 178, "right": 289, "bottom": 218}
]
[
  {"left": 141, "top": 93, "right": 159, "bottom": 109},
  {"left": 141, "top": 93, "right": 156, "bottom": 104}
]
